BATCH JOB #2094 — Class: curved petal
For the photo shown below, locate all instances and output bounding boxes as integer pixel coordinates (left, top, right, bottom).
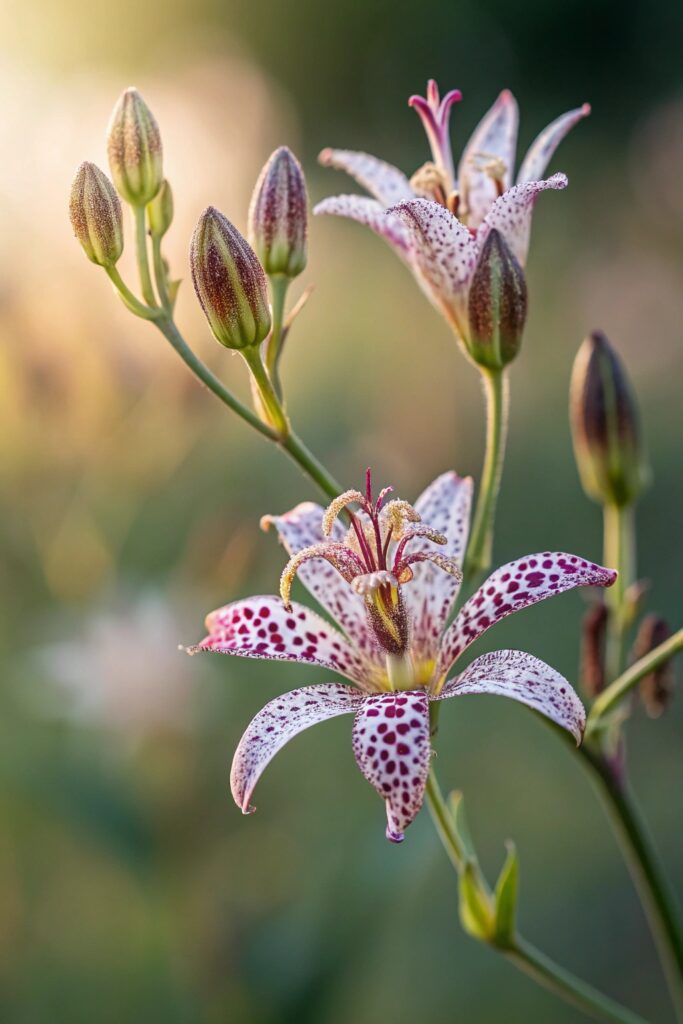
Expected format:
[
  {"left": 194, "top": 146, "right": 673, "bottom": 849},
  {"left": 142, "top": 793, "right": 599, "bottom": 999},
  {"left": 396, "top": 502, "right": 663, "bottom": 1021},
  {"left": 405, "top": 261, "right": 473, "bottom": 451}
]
[
  {"left": 231, "top": 683, "right": 363, "bottom": 812},
  {"left": 437, "top": 553, "right": 617, "bottom": 680},
  {"left": 388, "top": 198, "right": 480, "bottom": 329},
  {"left": 404, "top": 472, "right": 473, "bottom": 659},
  {"left": 482, "top": 173, "right": 568, "bottom": 266},
  {"left": 318, "top": 148, "right": 414, "bottom": 206},
  {"left": 438, "top": 649, "right": 585, "bottom": 743},
  {"left": 262, "top": 502, "right": 381, "bottom": 662},
  {"left": 313, "top": 195, "right": 411, "bottom": 256},
  {"left": 191, "top": 596, "right": 377, "bottom": 690},
  {"left": 457, "top": 89, "right": 519, "bottom": 227},
  {"left": 517, "top": 105, "right": 591, "bottom": 185},
  {"left": 351, "top": 690, "right": 431, "bottom": 843}
]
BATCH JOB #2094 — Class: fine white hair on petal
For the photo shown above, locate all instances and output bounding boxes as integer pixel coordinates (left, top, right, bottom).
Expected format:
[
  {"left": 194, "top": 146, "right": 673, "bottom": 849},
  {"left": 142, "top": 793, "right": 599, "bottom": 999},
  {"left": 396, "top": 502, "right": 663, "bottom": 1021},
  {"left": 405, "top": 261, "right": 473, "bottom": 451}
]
[
  {"left": 438, "top": 649, "right": 586, "bottom": 743},
  {"left": 231, "top": 683, "right": 364, "bottom": 812},
  {"left": 388, "top": 198, "right": 480, "bottom": 322},
  {"left": 517, "top": 104, "right": 591, "bottom": 185},
  {"left": 352, "top": 690, "right": 431, "bottom": 843},
  {"left": 313, "top": 194, "right": 412, "bottom": 255},
  {"left": 436, "top": 552, "right": 617, "bottom": 681},
  {"left": 318, "top": 148, "right": 415, "bottom": 206},
  {"left": 482, "top": 173, "right": 568, "bottom": 266},
  {"left": 191, "top": 595, "right": 375, "bottom": 689},
  {"left": 457, "top": 89, "right": 520, "bottom": 228}
]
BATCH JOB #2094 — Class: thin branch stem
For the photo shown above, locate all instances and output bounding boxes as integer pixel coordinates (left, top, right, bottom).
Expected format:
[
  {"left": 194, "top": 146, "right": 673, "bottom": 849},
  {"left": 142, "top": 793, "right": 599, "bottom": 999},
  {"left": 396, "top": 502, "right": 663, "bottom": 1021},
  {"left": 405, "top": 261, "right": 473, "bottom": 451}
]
[
  {"left": 151, "top": 234, "right": 172, "bottom": 312},
  {"left": 242, "top": 346, "right": 290, "bottom": 437},
  {"left": 133, "top": 205, "right": 158, "bottom": 307},
  {"left": 106, "top": 265, "right": 159, "bottom": 321},
  {"left": 603, "top": 503, "right": 636, "bottom": 681},
  {"left": 464, "top": 368, "right": 509, "bottom": 577},
  {"left": 265, "top": 274, "right": 289, "bottom": 399},
  {"left": 578, "top": 745, "right": 683, "bottom": 1022},
  {"left": 587, "top": 629, "right": 683, "bottom": 728},
  {"left": 424, "top": 768, "right": 646, "bottom": 1024}
]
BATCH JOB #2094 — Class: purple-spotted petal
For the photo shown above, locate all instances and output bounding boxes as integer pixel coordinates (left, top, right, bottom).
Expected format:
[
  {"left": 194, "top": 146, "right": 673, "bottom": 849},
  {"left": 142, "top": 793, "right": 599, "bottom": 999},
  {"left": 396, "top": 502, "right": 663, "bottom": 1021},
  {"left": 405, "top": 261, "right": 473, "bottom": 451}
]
[
  {"left": 318, "top": 148, "right": 414, "bottom": 206},
  {"left": 404, "top": 473, "right": 473, "bottom": 660},
  {"left": 517, "top": 105, "right": 591, "bottom": 185},
  {"left": 438, "top": 649, "right": 585, "bottom": 743},
  {"left": 482, "top": 174, "right": 568, "bottom": 266},
  {"left": 458, "top": 89, "right": 519, "bottom": 227},
  {"left": 313, "top": 195, "right": 411, "bottom": 256},
  {"left": 351, "top": 690, "right": 431, "bottom": 843},
  {"left": 262, "top": 502, "right": 379, "bottom": 661},
  {"left": 437, "top": 553, "right": 617, "bottom": 680},
  {"left": 192, "top": 596, "right": 376, "bottom": 689},
  {"left": 388, "top": 198, "right": 480, "bottom": 332},
  {"left": 231, "top": 683, "right": 364, "bottom": 813}
]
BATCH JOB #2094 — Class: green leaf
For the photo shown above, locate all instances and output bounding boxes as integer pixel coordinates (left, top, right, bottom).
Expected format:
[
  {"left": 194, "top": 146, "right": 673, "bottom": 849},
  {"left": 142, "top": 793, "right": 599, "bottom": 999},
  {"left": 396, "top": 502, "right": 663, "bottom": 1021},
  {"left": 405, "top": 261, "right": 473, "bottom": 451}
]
[
  {"left": 459, "top": 861, "right": 494, "bottom": 942},
  {"left": 493, "top": 841, "right": 519, "bottom": 948},
  {"left": 447, "top": 790, "right": 477, "bottom": 862}
]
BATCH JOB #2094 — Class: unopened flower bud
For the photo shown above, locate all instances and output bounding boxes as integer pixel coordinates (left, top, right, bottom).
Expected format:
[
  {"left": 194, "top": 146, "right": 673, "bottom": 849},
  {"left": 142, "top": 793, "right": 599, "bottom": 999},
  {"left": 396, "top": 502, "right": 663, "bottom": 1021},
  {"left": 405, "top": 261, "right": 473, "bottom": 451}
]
[
  {"left": 69, "top": 162, "right": 123, "bottom": 267},
  {"left": 633, "top": 615, "right": 675, "bottom": 718},
  {"left": 466, "top": 229, "right": 527, "bottom": 369},
  {"left": 107, "top": 87, "right": 163, "bottom": 206},
  {"left": 570, "top": 331, "right": 648, "bottom": 507},
  {"left": 248, "top": 146, "right": 307, "bottom": 278},
  {"left": 147, "top": 179, "right": 173, "bottom": 238},
  {"left": 580, "top": 601, "right": 608, "bottom": 698},
  {"left": 190, "top": 206, "right": 271, "bottom": 349}
]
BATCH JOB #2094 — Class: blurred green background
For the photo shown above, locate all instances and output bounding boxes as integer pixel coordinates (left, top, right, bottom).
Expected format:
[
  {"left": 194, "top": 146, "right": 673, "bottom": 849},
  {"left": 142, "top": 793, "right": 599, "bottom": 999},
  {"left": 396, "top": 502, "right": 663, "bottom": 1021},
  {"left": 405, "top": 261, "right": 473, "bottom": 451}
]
[{"left": 0, "top": 0, "right": 681, "bottom": 1020}]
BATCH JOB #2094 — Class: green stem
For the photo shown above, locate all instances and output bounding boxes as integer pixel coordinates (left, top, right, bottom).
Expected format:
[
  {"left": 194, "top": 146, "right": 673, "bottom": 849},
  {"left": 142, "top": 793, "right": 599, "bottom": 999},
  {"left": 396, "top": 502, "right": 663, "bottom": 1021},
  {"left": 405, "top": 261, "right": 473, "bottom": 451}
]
[
  {"left": 424, "top": 769, "right": 645, "bottom": 1024},
  {"left": 134, "top": 205, "right": 158, "bottom": 307},
  {"left": 506, "top": 938, "right": 647, "bottom": 1024},
  {"left": 151, "top": 235, "right": 172, "bottom": 312},
  {"left": 106, "top": 265, "right": 160, "bottom": 321},
  {"left": 588, "top": 629, "right": 683, "bottom": 728},
  {"left": 154, "top": 317, "right": 277, "bottom": 440},
  {"left": 464, "top": 368, "right": 509, "bottom": 577},
  {"left": 578, "top": 746, "right": 683, "bottom": 1022},
  {"left": 603, "top": 502, "right": 635, "bottom": 682},
  {"left": 265, "top": 274, "right": 289, "bottom": 398},
  {"left": 280, "top": 431, "right": 341, "bottom": 500},
  {"left": 242, "top": 346, "right": 290, "bottom": 438}
]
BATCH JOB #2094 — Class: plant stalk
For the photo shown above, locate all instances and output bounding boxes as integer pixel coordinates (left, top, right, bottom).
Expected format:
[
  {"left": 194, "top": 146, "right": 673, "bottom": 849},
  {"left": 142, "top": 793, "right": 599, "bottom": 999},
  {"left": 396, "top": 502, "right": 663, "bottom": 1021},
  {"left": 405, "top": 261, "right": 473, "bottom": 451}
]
[{"left": 464, "top": 368, "right": 509, "bottom": 577}]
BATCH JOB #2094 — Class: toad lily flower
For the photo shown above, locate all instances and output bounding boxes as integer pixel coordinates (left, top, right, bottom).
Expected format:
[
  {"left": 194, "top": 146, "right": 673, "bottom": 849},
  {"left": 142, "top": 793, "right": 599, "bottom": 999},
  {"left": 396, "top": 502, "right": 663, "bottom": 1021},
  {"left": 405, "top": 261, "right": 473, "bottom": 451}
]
[
  {"left": 190, "top": 471, "right": 615, "bottom": 843},
  {"left": 315, "top": 81, "right": 590, "bottom": 344}
]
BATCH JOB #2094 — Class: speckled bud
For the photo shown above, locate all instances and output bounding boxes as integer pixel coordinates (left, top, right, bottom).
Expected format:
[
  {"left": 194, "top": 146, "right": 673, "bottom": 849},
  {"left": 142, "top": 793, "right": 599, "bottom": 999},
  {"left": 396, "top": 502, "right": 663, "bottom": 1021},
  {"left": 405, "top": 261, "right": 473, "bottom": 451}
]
[
  {"left": 190, "top": 206, "right": 271, "bottom": 350},
  {"left": 147, "top": 179, "right": 173, "bottom": 238},
  {"left": 633, "top": 615, "right": 675, "bottom": 718},
  {"left": 466, "top": 229, "right": 527, "bottom": 369},
  {"left": 69, "top": 162, "right": 123, "bottom": 267},
  {"left": 570, "top": 332, "right": 648, "bottom": 507},
  {"left": 248, "top": 146, "right": 307, "bottom": 278},
  {"left": 107, "top": 87, "right": 163, "bottom": 206}
]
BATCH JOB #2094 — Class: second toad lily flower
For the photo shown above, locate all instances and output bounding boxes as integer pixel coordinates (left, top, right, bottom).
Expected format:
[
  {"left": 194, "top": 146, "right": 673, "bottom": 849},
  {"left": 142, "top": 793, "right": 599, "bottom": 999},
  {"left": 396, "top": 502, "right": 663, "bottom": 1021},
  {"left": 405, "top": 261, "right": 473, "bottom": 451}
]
[
  {"left": 315, "top": 81, "right": 589, "bottom": 345},
  {"left": 191, "top": 472, "right": 616, "bottom": 843}
]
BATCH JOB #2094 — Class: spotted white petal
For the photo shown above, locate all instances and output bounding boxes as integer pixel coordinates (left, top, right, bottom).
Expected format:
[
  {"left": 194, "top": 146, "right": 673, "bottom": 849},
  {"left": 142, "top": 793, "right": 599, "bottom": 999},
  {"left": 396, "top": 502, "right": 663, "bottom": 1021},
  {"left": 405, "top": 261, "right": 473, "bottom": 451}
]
[
  {"left": 318, "top": 148, "right": 414, "bottom": 206},
  {"left": 313, "top": 195, "right": 412, "bottom": 257},
  {"left": 231, "top": 683, "right": 364, "bottom": 813},
  {"left": 482, "top": 174, "right": 568, "bottom": 266},
  {"left": 517, "top": 104, "right": 591, "bottom": 185},
  {"left": 262, "top": 502, "right": 379, "bottom": 661},
  {"left": 352, "top": 690, "right": 431, "bottom": 843},
  {"left": 388, "top": 198, "right": 480, "bottom": 331},
  {"left": 404, "top": 472, "right": 473, "bottom": 661},
  {"left": 436, "top": 553, "right": 617, "bottom": 681},
  {"left": 457, "top": 89, "right": 519, "bottom": 228},
  {"left": 191, "top": 596, "right": 377, "bottom": 689},
  {"left": 438, "top": 649, "right": 585, "bottom": 743}
]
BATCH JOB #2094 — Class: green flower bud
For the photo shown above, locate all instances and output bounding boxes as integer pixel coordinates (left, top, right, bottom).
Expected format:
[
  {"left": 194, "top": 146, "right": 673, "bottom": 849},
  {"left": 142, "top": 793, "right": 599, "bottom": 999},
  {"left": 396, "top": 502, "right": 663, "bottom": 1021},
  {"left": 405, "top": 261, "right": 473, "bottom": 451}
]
[
  {"left": 248, "top": 146, "right": 307, "bottom": 278},
  {"left": 570, "top": 331, "right": 649, "bottom": 507},
  {"left": 69, "top": 161, "right": 123, "bottom": 267},
  {"left": 466, "top": 229, "right": 527, "bottom": 370},
  {"left": 147, "top": 179, "right": 173, "bottom": 238},
  {"left": 107, "top": 87, "right": 163, "bottom": 206},
  {"left": 190, "top": 206, "right": 271, "bottom": 350}
]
